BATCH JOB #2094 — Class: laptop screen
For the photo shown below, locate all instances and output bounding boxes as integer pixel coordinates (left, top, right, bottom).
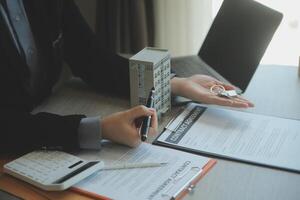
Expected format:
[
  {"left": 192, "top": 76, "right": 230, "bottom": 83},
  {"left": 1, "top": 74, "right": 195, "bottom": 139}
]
[{"left": 199, "top": 0, "right": 283, "bottom": 91}]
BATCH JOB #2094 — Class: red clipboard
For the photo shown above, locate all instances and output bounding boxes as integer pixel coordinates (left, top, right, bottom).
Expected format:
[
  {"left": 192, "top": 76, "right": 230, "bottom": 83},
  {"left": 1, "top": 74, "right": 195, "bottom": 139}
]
[
  {"left": 174, "top": 159, "right": 216, "bottom": 200},
  {"left": 71, "top": 187, "right": 112, "bottom": 200},
  {"left": 71, "top": 159, "right": 217, "bottom": 200}
]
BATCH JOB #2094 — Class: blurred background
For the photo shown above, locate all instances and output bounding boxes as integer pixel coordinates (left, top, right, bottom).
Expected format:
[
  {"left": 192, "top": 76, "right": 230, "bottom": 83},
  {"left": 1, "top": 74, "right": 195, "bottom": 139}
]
[{"left": 75, "top": 0, "right": 299, "bottom": 66}]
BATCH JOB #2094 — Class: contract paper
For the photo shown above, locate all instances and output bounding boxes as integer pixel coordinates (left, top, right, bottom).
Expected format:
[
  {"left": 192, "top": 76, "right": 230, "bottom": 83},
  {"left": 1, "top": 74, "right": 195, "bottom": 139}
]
[
  {"left": 74, "top": 142, "right": 212, "bottom": 200},
  {"left": 156, "top": 103, "right": 300, "bottom": 172}
]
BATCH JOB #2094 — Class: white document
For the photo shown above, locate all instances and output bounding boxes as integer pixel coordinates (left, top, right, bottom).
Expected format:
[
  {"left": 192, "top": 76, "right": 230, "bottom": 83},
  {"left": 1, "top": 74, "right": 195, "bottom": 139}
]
[
  {"left": 74, "top": 142, "right": 214, "bottom": 200},
  {"left": 156, "top": 103, "right": 300, "bottom": 172},
  {"left": 243, "top": 65, "right": 300, "bottom": 120}
]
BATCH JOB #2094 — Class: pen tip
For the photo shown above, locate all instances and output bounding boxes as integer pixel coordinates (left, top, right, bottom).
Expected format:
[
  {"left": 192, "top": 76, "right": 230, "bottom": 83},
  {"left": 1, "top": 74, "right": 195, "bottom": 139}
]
[{"left": 141, "top": 135, "right": 147, "bottom": 141}]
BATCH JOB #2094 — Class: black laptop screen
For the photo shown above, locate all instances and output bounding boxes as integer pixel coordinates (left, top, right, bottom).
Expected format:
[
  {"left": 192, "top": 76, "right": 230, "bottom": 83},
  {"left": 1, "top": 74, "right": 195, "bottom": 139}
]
[{"left": 199, "top": 0, "right": 283, "bottom": 91}]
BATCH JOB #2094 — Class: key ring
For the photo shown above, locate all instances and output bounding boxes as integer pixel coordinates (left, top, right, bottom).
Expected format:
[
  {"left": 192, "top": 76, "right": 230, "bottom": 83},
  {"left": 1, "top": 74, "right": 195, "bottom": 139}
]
[
  {"left": 210, "top": 84, "right": 238, "bottom": 99},
  {"left": 210, "top": 84, "right": 226, "bottom": 95}
]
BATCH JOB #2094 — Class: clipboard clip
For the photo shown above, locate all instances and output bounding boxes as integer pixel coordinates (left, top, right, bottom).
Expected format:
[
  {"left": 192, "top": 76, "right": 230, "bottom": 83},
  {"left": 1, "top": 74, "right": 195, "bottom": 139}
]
[
  {"left": 187, "top": 184, "right": 195, "bottom": 192},
  {"left": 161, "top": 167, "right": 202, "bottom": 200}
]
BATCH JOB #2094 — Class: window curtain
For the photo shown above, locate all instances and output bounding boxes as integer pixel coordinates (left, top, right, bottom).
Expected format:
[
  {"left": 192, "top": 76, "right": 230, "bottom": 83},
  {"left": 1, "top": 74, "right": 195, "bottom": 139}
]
[
  {"left": 96, "top": 0, "right": 154, "bottom": 54},
  {"left": 95, "top": 0, "right": 212, "bottom": 56}
]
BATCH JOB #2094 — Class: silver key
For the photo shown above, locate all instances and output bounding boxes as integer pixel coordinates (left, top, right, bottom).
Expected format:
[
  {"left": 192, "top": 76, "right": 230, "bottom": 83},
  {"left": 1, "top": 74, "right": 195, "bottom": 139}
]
[
  {"left": 226, "top": 90, "right": 238, "bottom": 97},
  {"left": 218, "top": 90, "right": 238, "bottom": 98}
]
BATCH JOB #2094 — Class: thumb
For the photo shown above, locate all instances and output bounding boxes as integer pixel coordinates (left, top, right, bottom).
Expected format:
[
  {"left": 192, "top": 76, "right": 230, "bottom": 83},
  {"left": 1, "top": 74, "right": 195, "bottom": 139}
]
[
  {"left": 223, "top": 84, "right": 236, "bottom": 90},
  {"left": 215, "top": 80, "right": 237, "bottom": 90}
]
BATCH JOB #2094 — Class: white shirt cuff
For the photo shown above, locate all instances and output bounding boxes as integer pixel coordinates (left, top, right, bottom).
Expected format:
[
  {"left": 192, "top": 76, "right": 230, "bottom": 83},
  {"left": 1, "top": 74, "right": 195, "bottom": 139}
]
[{"left": 78, "top": 116, "right": 102, "bottom": 150}]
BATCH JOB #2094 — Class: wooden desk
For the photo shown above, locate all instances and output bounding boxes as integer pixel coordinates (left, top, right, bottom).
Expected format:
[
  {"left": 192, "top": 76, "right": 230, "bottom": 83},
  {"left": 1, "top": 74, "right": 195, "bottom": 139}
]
[{"left": 1, "top": 65, "right": 300, "bottom": 200}]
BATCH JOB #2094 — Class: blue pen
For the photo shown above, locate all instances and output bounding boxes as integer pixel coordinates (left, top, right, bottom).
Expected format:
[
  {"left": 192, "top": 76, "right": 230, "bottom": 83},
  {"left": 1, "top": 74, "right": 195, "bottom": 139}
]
[{"left": 140, "top": 87, "right": 155, "bottom": 141}]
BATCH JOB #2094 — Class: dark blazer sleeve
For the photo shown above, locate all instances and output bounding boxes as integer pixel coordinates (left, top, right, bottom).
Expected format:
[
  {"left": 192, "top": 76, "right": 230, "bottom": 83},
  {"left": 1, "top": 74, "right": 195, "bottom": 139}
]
[
  {"left": 0, "top": 106, "right": 85, "bottom": 154},
  {"left": 62, "top": 0, "right": 130, "bottom": 97}
]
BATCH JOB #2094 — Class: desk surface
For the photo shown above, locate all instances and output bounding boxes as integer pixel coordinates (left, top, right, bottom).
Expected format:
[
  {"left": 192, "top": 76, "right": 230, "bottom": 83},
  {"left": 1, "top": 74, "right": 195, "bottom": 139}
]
[{"left": 1, "top": 65, "right": 300, "bottom": 200}]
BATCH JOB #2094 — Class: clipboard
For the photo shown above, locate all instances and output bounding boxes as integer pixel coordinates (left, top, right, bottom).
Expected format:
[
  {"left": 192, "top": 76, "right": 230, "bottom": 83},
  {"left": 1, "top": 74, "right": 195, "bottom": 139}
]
[
  {"left": 165, "top": 159, "right": 216, "bottom": 200},
  {"left": 0, "top": 143, "right": 216, "bottom": 200},
  {"left": 71, "top": 159, "right": 216, "bottom": 200},
  {"left": 153, "top": 103, "right": 300, "bottom": 174},
  {"left": 70, "top": 143, "right": 216, "bottom": 200}
]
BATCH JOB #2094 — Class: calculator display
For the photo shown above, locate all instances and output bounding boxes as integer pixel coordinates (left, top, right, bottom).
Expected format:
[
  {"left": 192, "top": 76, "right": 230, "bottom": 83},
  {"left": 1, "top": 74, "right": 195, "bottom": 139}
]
[{"left": 54, "top": 161, "right": 100, "bottom": 184}]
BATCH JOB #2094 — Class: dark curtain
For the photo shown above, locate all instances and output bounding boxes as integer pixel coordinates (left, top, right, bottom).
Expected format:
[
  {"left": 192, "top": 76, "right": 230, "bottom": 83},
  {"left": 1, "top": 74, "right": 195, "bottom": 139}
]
[{"left": 96, "top": 0, "right": 154, "bottom": 54}]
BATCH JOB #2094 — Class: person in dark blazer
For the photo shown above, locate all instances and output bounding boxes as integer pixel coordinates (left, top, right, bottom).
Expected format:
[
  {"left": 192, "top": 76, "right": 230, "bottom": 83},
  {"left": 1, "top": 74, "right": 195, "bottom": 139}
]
[{"left": 0, "top": 0, "right": 253, "bottom": 154}]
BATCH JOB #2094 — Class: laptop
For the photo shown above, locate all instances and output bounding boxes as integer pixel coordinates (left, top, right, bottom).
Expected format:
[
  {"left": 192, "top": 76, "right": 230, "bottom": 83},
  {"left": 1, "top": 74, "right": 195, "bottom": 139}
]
[{"left": 171, "top": 0, "right": 283, "bottom": 92}]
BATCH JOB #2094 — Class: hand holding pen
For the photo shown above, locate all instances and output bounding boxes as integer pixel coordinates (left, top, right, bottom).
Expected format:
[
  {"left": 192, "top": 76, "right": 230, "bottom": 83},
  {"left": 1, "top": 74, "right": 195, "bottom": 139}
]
[
  {"left": 101, "top": 95, "right": 157, "bottom": 147},
  {"left": 140, "top": 87, "right": 155, "bottom": 141}
]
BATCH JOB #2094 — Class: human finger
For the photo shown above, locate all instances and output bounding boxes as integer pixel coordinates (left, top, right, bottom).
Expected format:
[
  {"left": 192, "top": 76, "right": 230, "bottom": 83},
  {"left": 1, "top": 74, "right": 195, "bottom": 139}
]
[
  {"left": 134, "top": 117, "right": 144, "bottom": 127},
  {"left": 222, "top": 84, "right": 237, "bottom": 90},
  {"left": 212, "top": 79, "right": 238, "bottom": 91},
  {"left": 149, "top": 110, "right": 158, "bottom": 135},
  {"left": 235, "top": 95, "right": 255, "bottom": 107},
  {"left": 127, "top": 105, "right": 154, "bottom": 120},
  {"left": 232, "top": 98, "right": 254, "bottom": 107},
  {"left": 232, "top": 97, "right": 254, "bottom": 107},
  {"left": 209, "top": 96, "right": 249, "bottom": 108},
  {"left": 123, "top": 121, "right": 143, "bottom": 147},
  {"left": 218, "top": 82, "right": 236, "bottom": 90},
  {"left": 134, "top": 109, "right": 157, "bottom": 130}
]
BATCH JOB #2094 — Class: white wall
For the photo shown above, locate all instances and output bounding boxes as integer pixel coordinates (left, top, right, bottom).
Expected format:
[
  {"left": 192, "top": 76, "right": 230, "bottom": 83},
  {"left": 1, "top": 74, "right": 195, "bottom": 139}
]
[{"left": 153, "top": 0, "right": 212, "bottom": 57}]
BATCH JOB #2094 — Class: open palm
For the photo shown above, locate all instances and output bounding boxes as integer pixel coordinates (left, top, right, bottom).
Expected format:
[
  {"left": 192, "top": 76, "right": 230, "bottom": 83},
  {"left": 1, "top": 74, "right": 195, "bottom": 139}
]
[{"left": 171, "top": 75, "right": 254, "bottom": 108}]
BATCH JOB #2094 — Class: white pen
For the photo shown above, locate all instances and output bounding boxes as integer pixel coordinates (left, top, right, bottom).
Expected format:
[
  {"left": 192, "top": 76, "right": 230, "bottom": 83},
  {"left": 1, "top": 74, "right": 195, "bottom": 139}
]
[{"left": 102, "top": 162, "right": 168, "bottom": 170}]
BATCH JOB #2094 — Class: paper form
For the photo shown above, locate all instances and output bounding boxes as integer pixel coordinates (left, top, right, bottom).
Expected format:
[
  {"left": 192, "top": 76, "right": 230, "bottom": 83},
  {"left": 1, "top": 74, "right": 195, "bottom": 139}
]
[
  {"left": 157, "top": 103, "right": 300, "bottom": 173},
  {"left": 243, "top": 65, "right": 300, "bottom": 120},
  {"left": 74, "top": 142, "right": 212, "bottom": 200}
]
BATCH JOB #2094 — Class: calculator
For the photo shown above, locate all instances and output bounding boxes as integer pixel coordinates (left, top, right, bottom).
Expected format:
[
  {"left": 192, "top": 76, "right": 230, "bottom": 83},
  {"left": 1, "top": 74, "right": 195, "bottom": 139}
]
[{"left": 3, "top": 151, "right": 103, "bottom": 191}]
